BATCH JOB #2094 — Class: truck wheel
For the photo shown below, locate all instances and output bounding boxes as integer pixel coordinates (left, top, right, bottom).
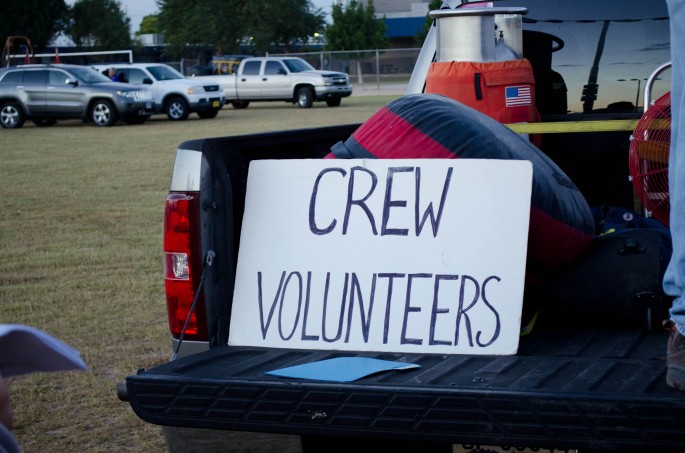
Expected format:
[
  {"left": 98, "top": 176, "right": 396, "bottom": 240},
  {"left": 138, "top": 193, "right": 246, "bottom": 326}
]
[
  {"left": 0, "top": 102, "right": 25, "bottom": 129},
  {"left": 90, "top": 100, "right": 118, "bottom": 127},
  {"left": 296, "top": 87, "right": 314, "bottom": 108},
  {"left": 326, "top": 98, "right": 341, "bottom": 107},
  {"left": 197, "top": 108, "right": 219, "bottom": 119},
  {"left": 231, "top": 100, "right": 250, "bottom": 109},
  {"left": 165, "top": 97, "right": 189, "bottom": 121}
]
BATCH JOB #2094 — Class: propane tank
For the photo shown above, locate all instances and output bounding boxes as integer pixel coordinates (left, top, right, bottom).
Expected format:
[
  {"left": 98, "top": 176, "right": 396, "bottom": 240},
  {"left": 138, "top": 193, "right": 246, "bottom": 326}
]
[{"left": 430, "top": 7, "right": 527, "bottom": 63}]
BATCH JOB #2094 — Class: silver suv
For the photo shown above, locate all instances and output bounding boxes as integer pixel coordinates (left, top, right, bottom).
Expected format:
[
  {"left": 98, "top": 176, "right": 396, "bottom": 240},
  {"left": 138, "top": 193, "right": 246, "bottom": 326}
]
[{"left": 0, "top": 64, "right": 153, "bottom": 128}]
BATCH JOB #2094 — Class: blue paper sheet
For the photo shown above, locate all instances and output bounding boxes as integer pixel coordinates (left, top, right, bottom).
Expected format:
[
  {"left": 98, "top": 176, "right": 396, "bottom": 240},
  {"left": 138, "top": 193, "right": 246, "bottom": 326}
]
[{"left": 265, "top": 357, "right": 420, "bottom": 382}]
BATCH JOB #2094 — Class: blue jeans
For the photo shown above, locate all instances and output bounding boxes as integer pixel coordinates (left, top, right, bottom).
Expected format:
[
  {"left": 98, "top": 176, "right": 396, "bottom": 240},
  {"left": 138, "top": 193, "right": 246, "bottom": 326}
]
[{"left": 665, "top": 0, "right": 685, "bottom": 334}]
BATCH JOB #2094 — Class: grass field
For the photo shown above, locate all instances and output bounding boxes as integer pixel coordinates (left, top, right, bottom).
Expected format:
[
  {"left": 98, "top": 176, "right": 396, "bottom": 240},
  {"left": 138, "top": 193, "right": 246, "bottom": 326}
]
[{"left": 0, "top": 94, "right": 401, "bottom": 452}]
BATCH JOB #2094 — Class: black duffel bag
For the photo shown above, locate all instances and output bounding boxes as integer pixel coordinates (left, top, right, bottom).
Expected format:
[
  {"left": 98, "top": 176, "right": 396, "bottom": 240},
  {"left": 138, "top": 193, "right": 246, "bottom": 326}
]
[{"left": 536, "top": 205, "right": 673, "bottom": 331}]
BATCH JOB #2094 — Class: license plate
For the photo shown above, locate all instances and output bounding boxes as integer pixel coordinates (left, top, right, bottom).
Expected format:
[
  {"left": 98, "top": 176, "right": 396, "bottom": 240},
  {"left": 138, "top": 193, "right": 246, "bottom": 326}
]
[
  {"left": 212, "top": 100, "right": 220, "bottom": 108},
  {"left": 146, "top": 102, "right": 152, "bottom": 109}
]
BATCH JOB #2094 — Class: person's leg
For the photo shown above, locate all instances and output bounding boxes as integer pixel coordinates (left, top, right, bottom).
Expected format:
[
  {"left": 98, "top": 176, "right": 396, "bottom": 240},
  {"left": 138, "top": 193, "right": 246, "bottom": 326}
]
[{"left": 663, "top": 0, "right": 685, "bottom": 390}]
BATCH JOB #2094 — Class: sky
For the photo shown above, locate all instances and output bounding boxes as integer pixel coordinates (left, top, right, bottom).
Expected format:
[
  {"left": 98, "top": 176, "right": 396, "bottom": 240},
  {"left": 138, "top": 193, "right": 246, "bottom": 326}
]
[{"left": 110, "top": 0, "right": 335, "bottom": 34}]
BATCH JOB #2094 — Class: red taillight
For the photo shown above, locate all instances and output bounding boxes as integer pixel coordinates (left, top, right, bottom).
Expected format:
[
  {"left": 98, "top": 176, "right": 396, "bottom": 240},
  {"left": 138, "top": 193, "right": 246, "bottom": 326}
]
[{"left": 164, "top": 193, "right": 208, "bottom": 341}]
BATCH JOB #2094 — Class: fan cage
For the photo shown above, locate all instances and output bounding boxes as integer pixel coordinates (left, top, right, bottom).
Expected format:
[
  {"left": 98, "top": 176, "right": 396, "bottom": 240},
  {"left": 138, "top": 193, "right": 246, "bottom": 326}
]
[{"left": 629, "top": 91, "right": 671, "bottom": 226}]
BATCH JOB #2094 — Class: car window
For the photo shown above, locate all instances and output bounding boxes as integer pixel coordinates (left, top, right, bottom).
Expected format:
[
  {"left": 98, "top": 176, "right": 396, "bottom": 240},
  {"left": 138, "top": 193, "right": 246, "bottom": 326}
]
[
  {"left": 146, "top": 65, "right": 184, "bottom": 81},
  {"left": 264, "top": 61, "right": 286, "bottom": 75},
  {"left": 0, "top": 71, "right": 22, "bottom": 84},
  {"left": 242, "top": 61, "right": 261, "bottom": 75},
  {"left": 65, "top": 66, "right": 111, "bottom": 83},
  {"left": 23, "top": 70, "right": 48, "bottom": 84},
  {"left": 283, "top": 59, "right": 314, "bottom": 73},
  {"left": 65, "top": 66, "right": 110, "bottom": 83},
  {"left": 495, "top": 0, "right": 670, "bottom": 114},
  {"left": 48, "top": 70, "right": 70, "bottom": 85},
  {"left": 126, "top": 68, "right": 147, "bottom": 84}
]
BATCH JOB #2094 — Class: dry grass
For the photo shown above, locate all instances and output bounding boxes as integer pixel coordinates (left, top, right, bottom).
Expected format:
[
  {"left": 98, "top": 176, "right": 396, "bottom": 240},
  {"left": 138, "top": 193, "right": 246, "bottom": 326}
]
[{"left": 0, "top": 94, "right": 401, "bottom": 452}]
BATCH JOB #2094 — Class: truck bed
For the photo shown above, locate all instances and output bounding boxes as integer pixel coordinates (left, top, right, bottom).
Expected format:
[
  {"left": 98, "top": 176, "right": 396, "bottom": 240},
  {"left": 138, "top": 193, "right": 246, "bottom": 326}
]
[
  {"left": 126, "top": 122, "right": 685, "bottom": 451},
  {"left": 126, "top": 327, "right": 685, "bottom": 451}
]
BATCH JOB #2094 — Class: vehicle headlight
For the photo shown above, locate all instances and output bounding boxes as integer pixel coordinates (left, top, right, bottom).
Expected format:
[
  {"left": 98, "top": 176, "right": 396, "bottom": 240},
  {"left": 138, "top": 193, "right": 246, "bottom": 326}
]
[
  {"left": 187, "top": 86, "right": 204, "bottom": 95},
  {"left": 116, "top": 90, "right": 136, "bottom": 99}
]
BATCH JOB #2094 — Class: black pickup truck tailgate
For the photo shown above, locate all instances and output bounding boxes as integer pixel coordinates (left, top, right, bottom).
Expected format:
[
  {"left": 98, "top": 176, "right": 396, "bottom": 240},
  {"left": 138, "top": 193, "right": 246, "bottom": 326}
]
[{"left": 125, "top": 328, "right": 685, "bottom": 451}]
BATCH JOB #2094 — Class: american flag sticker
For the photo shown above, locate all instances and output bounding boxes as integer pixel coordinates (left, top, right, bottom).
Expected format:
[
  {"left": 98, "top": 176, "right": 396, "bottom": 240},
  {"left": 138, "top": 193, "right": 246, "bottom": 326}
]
[{"left": 505, "top": 85, "right": 532, "bottom": 107}]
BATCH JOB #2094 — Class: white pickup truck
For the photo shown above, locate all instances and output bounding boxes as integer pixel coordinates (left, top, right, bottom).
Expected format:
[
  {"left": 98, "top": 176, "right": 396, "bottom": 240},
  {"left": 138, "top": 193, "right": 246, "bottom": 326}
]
[{"left": 193, "top": 56, "right": 353, "bottom": 109}]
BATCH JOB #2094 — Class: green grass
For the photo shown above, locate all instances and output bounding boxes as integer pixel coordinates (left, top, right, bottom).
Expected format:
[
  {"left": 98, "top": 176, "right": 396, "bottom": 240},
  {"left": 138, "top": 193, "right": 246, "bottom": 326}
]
[{"left": 0, "top": 94, "right": 401, "bottom": 452}]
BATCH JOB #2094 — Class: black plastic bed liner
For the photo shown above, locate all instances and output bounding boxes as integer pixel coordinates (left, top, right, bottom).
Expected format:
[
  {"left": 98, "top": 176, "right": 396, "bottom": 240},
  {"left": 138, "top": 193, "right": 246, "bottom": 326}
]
[{"left": 126, "top": 328, "right": 685, "bottom": 451}]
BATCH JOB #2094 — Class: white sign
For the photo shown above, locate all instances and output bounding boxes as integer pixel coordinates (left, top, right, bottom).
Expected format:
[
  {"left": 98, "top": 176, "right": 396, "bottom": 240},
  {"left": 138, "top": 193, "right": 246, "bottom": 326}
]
[{"left": 229, "top": 159, "right": 532, "bottom": 355}]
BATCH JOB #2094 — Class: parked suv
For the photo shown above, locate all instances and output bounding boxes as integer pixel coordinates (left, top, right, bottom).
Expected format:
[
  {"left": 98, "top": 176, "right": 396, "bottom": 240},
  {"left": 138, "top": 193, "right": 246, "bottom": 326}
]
[
  {"left": 0, "top": 64, "right": 153, "bottom": 128},
  {"left": 93, "top": 63, "right": 225, "bottom": 120}
]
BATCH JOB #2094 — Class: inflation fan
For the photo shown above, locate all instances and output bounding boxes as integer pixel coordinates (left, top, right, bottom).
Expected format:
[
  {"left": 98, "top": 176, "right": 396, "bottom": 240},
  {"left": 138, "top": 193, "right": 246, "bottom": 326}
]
[{"left": 629, "top": 91, "right": 671, "bottom": 226}]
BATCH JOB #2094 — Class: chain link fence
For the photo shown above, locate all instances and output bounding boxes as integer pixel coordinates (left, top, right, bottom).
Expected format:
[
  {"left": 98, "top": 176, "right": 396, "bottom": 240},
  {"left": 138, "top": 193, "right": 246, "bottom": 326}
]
[{"left": 5, "top": 46, "right": 419, "bottom": 89}]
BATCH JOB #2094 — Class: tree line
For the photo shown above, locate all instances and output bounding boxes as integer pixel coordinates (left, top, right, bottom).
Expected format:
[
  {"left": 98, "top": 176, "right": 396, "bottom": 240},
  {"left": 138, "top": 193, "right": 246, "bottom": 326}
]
[{"left": 1, "top": 0, "right": 392, "bottom": 58}]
